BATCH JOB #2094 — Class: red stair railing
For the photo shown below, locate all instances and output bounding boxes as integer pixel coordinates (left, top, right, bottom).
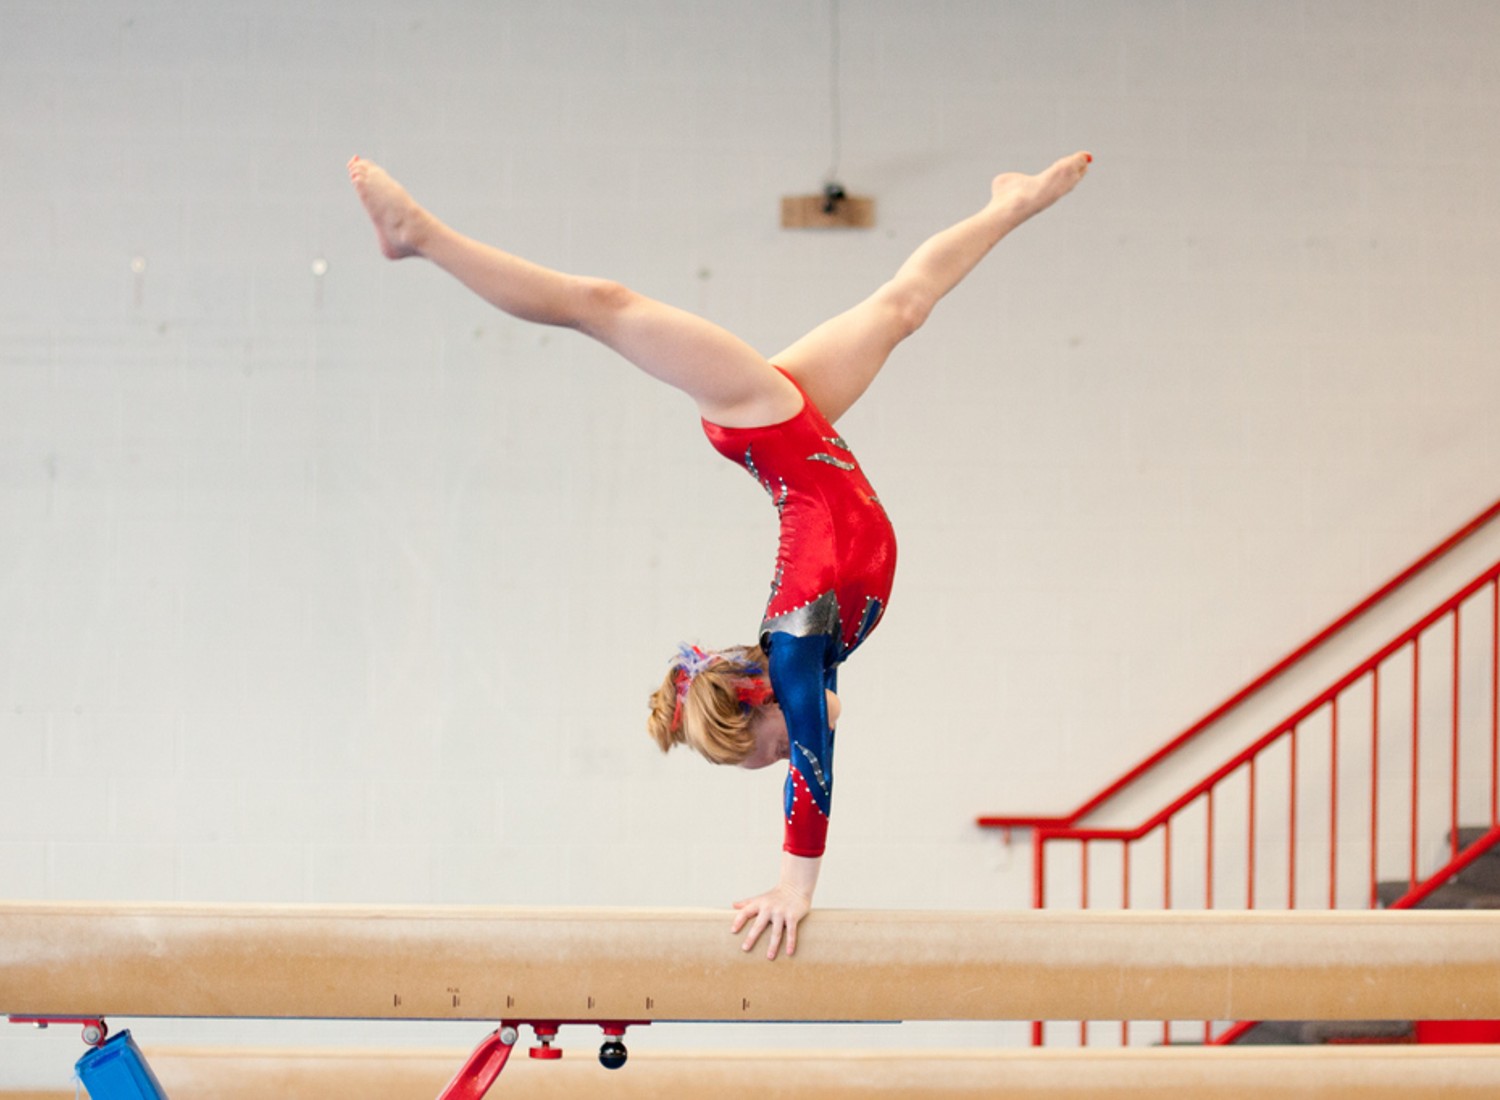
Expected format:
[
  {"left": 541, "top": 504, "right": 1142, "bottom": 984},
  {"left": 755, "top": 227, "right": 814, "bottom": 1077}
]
[{"left": 978, "top": 497, "right": 1500, "bottom": 1047}]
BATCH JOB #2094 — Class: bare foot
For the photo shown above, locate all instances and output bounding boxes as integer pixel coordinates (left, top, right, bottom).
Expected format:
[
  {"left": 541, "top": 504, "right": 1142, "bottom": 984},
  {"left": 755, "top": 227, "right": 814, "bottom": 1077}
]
[
  {"left": 347, "top": 155, "right": 433, "bottom": 260},
  {"left": 989, "top": 151, "right": 1092, "bottom": 225}
]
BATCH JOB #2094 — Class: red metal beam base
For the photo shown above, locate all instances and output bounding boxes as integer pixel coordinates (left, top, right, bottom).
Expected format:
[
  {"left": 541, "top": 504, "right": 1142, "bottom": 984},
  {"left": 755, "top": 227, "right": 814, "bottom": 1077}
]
[{"left": 437, "top": 1021, "right": 648, "bottom": 1099}]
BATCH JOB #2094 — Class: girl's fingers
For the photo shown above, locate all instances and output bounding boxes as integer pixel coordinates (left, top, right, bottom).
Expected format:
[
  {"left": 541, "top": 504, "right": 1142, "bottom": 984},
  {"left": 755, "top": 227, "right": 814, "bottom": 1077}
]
[
  {"left": 742, "top": 913, "right": 770, "bottom": 952},
  {"left": 766, "top": 919, "right": 784, "bottom": 960}
]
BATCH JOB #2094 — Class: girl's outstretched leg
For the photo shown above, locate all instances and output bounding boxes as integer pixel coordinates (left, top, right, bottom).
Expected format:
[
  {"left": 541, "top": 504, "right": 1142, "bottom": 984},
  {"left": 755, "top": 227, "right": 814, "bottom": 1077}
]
[
  {"left": 773, "top": 151, "right": 1092, "bottom": 424},
  {"left": 348, "top": 157, "right": 798, "bottom": 427}
]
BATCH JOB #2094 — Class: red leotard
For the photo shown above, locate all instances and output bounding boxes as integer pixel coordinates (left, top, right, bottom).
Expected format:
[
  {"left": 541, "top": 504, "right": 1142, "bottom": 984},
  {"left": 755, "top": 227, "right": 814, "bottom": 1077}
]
[{"left": 701, "top": 369, "right": 897, "bottom": 856}]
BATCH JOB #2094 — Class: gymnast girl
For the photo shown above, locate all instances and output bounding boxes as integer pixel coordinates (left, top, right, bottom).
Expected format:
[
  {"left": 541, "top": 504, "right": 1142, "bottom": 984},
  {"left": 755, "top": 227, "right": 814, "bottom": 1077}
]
[{"left": 349, "top": 150, "right": 1090, "bottom": 959}]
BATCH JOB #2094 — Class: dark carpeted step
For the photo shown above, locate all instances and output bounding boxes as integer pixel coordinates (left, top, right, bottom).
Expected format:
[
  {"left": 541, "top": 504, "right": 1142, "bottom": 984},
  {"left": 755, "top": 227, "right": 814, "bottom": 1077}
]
[
  {"left": 1376, "top": 878, "right": 1500, "bottom": 909},
  {"left": 1446, "top": 827, "right": 1500, "bottom": 891},
  {"left": 1297, "top": 1020, "right": 1414, "bottom": 1044},
  {"left": 1218, "top": 1020, "right": 1304, "bottom": 1045},
  {"left": 1452, "top": 826, "right": 1499, "bottom": 849},
  {"left": 1227, "top": 1019, "right": 1413, "bottom": 1045}
]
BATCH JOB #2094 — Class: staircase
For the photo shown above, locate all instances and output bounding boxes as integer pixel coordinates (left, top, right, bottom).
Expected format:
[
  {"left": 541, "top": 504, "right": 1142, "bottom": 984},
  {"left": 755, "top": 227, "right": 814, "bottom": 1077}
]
[
  {"left": 977, "top": 498, "right": 1500, "bottom": 1048},
  {"left": 1379, "top": 825, "right": 1500, "bottom": 910},
  {"left": 1232, "top": 826, "right": 1500, "bottom": 1046}
]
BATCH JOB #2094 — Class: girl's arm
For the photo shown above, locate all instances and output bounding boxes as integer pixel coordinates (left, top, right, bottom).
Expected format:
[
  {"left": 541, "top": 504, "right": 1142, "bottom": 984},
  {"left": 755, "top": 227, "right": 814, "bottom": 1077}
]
[{"left": 730, "top": 631, "right": 835, "bottom": 959}]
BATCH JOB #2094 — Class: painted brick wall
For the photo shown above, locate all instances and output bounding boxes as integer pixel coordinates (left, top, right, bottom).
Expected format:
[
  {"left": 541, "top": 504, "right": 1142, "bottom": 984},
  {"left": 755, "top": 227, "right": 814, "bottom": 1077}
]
[{"left": 3, "top": 0, "right": 1500, "bottom": 1079}]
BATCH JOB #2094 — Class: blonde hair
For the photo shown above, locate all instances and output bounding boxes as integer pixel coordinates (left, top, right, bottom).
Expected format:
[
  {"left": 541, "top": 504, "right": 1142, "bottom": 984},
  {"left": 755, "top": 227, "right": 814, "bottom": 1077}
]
[{"left": 647, "top": 644, "right": 769, "bottom": 766}]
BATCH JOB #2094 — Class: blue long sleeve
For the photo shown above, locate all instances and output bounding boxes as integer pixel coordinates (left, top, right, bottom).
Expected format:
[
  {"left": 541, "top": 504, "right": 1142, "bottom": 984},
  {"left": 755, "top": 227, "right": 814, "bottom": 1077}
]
[{"left": 766, "top": 630, "right": 838, "bottom": 857}]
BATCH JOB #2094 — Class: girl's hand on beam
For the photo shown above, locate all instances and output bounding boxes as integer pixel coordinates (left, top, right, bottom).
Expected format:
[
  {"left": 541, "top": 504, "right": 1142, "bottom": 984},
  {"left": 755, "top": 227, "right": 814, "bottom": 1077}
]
[
  {"left": 731, "top": 883, "right": 810, "bottom": 960},
  {"left": 730, "top": 852, "right": 821, "bottom": 960}
]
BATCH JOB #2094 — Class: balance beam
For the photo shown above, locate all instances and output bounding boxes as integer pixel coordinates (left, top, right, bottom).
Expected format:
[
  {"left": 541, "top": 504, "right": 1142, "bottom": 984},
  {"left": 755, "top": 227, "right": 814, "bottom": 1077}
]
[
  {"left": 3, "top": 903, "right": 1499, "bottom": 1023},
  {"left": 7, "top": 1046, "right": 1500, "bottom": 1099}
]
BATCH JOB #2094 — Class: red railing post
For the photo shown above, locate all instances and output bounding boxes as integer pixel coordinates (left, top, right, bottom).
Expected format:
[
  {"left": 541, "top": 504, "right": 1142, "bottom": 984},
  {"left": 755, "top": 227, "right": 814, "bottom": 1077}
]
[
  {"left": 1162, "top": 820, "right": 1172, "bottom": 1047},
  {"left": 1030, "top": 828, "right": 1049, "bottom": 1047},
  {"left": 1329, "top": 698, "right": 1340, "bottom": 909},
  {"left": 1203, "top": 784, "right": 1216, "bottom": 1043},
  {"left": 1370, "top": 666, "right": 1381, "bottom": 908},
  {"left": 1411, "top": 638, "right": 1421, "bottom": 887},
  {"left": 1288, "top": 727, "right": 1298, "bottom": 909},
  {"left": 1205, "top": 788, "right": 1215, "bottom": 911},
  {"left": 1162, "top": 819, "right": 1172, "bottom": 910},
  {"left": 1080, "top": 840, "right": 1090, "bottom": 909},
  {"left": 1453, "top": 610, "right": 1462, "bottom": 862},
  {"left": 1492, "top": 579, "right": 1499, "bottom": 826},
  {"left": 1121, "top": 840, "right": 1131, "bottom": 1047},
  {"left": 1079, "top": 840, "right": 1090, "bottom": 1047},
  {"left": 1247, "top": 756, "right": 1257, "bottom": 909}
]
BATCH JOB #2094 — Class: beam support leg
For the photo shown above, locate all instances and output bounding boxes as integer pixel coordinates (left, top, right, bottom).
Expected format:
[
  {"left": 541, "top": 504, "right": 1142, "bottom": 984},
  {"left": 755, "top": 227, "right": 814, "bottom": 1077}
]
[{"left": 436, "top": 1026, "right": 517, "bottom": 1100}]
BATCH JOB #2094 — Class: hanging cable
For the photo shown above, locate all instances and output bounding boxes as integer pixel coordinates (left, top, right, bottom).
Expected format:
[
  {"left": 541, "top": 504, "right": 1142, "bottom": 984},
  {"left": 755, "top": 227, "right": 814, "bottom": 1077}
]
[{"left": 824, "top": 0, "right": 844, "bottom": 211}]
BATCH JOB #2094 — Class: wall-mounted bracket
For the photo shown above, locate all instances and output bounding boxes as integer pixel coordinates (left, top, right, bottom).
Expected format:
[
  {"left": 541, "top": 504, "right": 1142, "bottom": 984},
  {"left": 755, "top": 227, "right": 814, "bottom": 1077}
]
[{"left": 781, "top": 183, "right": 874, "bottom": 229}]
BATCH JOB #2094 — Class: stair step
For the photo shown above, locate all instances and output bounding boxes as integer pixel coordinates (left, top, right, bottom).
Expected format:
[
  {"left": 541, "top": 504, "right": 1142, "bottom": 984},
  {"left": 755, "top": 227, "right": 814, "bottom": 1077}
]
[
  {"left": 1229, "top": 1020, "right": 1413, "bottom": 1045},
  {"left": 1375, "top": 878, "right": 1500, "bottom": 909},
  {"left": 1228, "top": 1021, "right": 1305, "bottom": 1045},
  {"left": 1373, "top": 826, "right": 1500, "bottom": 903},
  {"left": 1446, "top": 828, "right": 1500, "bottom": 891},
  {"left": 1297, "top": 1020, "right": 1415, "bottom": 1044},
  {"left": 1452, "top": 825, "right": 1500, "bottom": 850}
]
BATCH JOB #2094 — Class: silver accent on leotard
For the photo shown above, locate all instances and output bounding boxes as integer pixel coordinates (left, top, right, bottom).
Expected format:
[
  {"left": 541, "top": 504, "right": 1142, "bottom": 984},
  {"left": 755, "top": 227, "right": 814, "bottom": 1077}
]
[
  {"left": 808, "top": 434, "right": 857, "bottom": 470},
  {"left": 808, "top": 453, "right": 856, "bottom": 471},
  {"left": 767, "top": 561, "right": 785, "bottom": 602},
  {"left": 745, "top": 445, "right": 789, "bottom": 508},
  {"left": 798, "top": 744, "right": 830, "bottom": 797},
  {"left": 762, "top": 588, "right": 842, "bottom": 641}
]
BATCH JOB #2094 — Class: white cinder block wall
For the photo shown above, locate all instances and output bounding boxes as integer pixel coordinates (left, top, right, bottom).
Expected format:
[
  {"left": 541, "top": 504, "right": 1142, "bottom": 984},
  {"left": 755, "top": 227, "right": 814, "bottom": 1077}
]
[{"left": 4, "top": 0, "right": 1500, "bottom": 1079}]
